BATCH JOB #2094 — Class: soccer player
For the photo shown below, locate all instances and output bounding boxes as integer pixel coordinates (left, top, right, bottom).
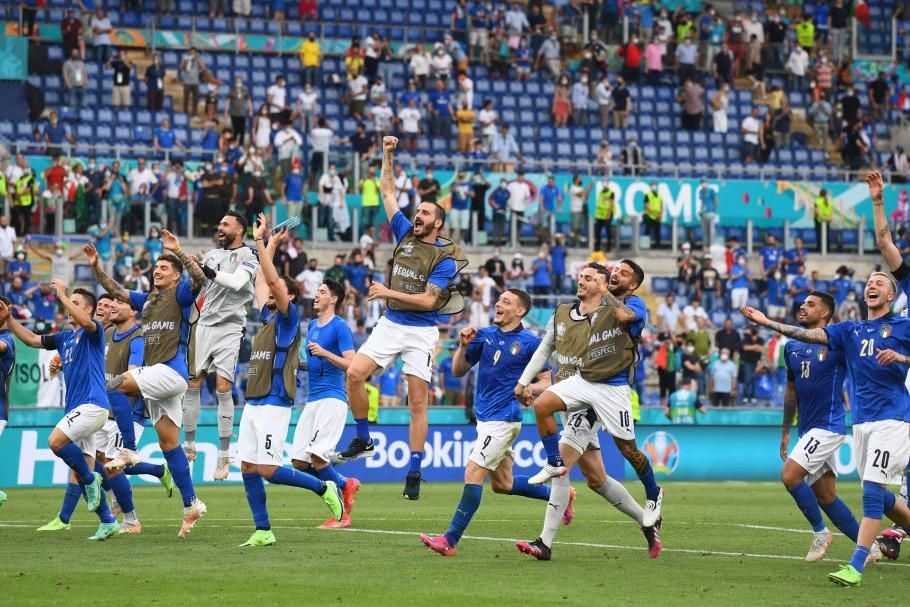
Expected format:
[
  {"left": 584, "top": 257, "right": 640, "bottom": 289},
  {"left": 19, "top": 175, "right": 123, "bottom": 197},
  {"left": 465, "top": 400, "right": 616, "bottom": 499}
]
[
  {"left": 512, "top": 264, "right": 661, "bottom": 560},
  {"left": 519, "top": 261, "right": 663, "bottom": 507},
  {"left": 182, "top": 211, "right": 259, "bottom": 480},
  {"left": 864, "top": 170, "right": 910, "bottom": 558},
  {"left": 237, "top": 216, "right": 343, "bottom": 547},
  {"left": 0, "top": 281, "right": 120, "bottom": 540},
  {"left": 339, "top": 135, "right": 466, "bottom": 500},
  {"left": 419, "top": 288, "right": 559, "bottom": 556},
  {"left": 742, "top": 274, "right": 910, "bottom": 587},
  {"left": 780, "top": 291, "right": 880, "bottom": 563},
  {"left": 0, "top": 296, "right": 15, "bottom": 507},
  {"left": 85, "top": 230, "right": 208, "bottom": 538},
  {"left": 290, "top": 277, "right": 361, "bottom": 529}
]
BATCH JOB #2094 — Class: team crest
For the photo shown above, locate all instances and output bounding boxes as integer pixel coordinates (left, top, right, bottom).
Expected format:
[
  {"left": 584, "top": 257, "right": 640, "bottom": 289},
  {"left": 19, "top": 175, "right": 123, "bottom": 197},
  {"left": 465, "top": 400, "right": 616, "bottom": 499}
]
[
  {"left": 509, "top": 342, "right": 521, "bottom": 355},
  {"left": 230, "top": 252, "right": 238, "bottom": 264},
  {"left": 401, "top": 242, "right": 415, "bottom": 256},
  {"left": 881, "top": 324, "right": 892, "bottom": 339},
  {"left": 817, "top": 347, "right": 827, "bottom": 362},
  {"left": 556, "top": 322, "right": 566, "bottom": 337}
]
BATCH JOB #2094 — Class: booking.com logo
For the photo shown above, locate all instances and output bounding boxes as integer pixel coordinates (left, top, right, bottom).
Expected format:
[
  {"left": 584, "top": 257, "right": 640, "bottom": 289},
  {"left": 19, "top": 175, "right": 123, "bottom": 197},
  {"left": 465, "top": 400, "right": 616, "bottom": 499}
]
[{"left": 363, "top": 431, "right": 549, "bottom": 470}]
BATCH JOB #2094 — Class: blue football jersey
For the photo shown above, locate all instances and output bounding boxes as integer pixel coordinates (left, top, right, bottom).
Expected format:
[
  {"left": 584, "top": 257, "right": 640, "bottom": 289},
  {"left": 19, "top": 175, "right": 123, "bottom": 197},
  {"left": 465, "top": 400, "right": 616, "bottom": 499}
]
[
  {"left": 784, "top": 339, "right": 847, "bottom": 436},
  {"left": 824, "top": 315, "right": 910, "bottom": 424},
  {"left": 465, "top": 325, "right": 550, "bottom": 423},
  {"left": 43, "top": 321, "right": 109, "bottom": 413},
  {"left": 305, "top": 315, "right": 354, "bottom": 404}
]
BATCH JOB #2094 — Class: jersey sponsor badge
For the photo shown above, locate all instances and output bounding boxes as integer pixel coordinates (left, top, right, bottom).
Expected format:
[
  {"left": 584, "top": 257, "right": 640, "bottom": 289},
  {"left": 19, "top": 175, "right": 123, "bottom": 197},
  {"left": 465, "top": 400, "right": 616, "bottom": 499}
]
[
  {"left": 817, "top": 347, "right": 827, "bottom": 362},
  {"left": 880, "top": 324, "right": 892, "bottom": 339},
  {"left": 556, "top": 322, "right": 566, "bottom": 337},
  {"left": 509, "top": 341, "right": 521, "bottom": 356},
  {"left": 401, "top": 242, "right": 415, "bottom": 256}
]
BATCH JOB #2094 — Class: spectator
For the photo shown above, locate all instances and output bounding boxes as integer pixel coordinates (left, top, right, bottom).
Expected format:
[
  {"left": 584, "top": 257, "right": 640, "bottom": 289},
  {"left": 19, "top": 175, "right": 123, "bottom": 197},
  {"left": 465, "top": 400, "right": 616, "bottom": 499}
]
[
  {"left": 538, "top": 175, "right": 562, "bottom": 240},
  {"left": 679, "top": 77, "right": 705, "bottom": 131},
  {"left": 7, "top": 248, "right": 32, "bottom": 280},
  {"left": 396, "top": 98, "right": 422, "bottom": 154},
  {"left": 514, "top": 36, "right": 533, "bottom": 80},
  {"left": 61, "top": 9, "right": 84, "bottom": 60},
  {"left": 0, "top": 215, "right": 16, "bottom": 259},
  {"left": 619, "top": 34, "right": 642, "bottom": 83},
  {"left": 417, "top": 168, "right": 441, "bottom": 204},
  {"left": 106, "top": 49, "right": 134, "bottom": 109},
  {"left": 6, "top": 276, "right": 32, "bottom": 320},
  {"left": 126, "top": 158, "right": 156, "bottom": 233},
  {"left": 43, "top": 112, "right": 72, "bottom": 158},
  {"left": 729, "top": 253, "right": 750, "bottom": 310},
  {"left": 266, "top": 75, "right": 290, "bottom": 125},
  {"left": 611, "top": 76, "right": 631, "bottom": 128},
  {"left": 796, "top": 13, "right": 815, "bottom": 52},
  {"left": 712, "top": 43, "right": 734, "bottom": 88},
  {"left": 759, "top": 112, "right": 775, "bottom": 164},
  {"left": 675, "top": 33, "right": 699, "bottom": 84},
  {"left": 144, "top": 225, "right": 163, "bottom": 262},
  {"left": 552, "top": 76, "right": 571, "bottom": 127},
  {"left": 178, "top": 47, "right": 204, "bottom": 115},
  {"left": 90, "top": 8, "right": 113, "bottom": 64},
  {"left": 696, "top": 179, "right": 718, "bottom": 248},
  {"left": 534, "top": 32, "right": 561, "bottom": 81},
  {"left": 488, "top": 180, "right": 510, "bottom": 244},
  {"left": 814, "top": 189, "right": 833, "bottom": 250},
  {"left": 740, "top": 326, "right": 764, "bottom": 404},
  {"left": 807, "top": 93, "right": 833, "bottom": 146},
  {"left": 570, "top": 74, "right": 590, "bottom": 125},
  {"left": 708, "top": 348, "right": 737, "bottom": 407},
  {"left": 408, "top": 46, "right": 431, "bottom": 89},
  {"left": 593, "top": 75, "right": 613, "bottom": 129},
  {"left": 468, "top": 0, "right": 492, "bottom": 63},
  {"left": 621, "top": 135, "right": 648, "bottom": 176},
  {"left": 430, "top": 44, "right": 454, "bottom": 82},
  {"left": 772, "top": 92, "right": 792, "bottom": 148},
  {"left": 758, "top": 233, "right": 783, "bottom": 277},
  {"left": 682, "top": 294, "right": 710, "bottom": 331},
  {"left": 378, "top": 365, "right": 402, "bottom": 408},
  {"left": 784, "top": 236, "right": 808, "bottom": 279},
  {"left": 298, "top": 31, "right": 321, "bottom": 87},
  {"left": 788, "top": 264, "right": 813, "bottom": 318},
  {"left": 506, "top": 253, "right": 528, "bottom": 290},
  {"left": 62, "top": 48, "right": 88, "bottom": 108},
  {"left": 114, "top": 232, "right": 136, "bottom": 280},
  {"left": 318, "top": 164, "right": 346, "bottom": 241},
  {"left": 478, "top": 98, "right": 499, "bottom": 148},
  {"left": 830, "top": 0, "right": 851, "bottom": 64},
  {"left": 454, "top": 101, "right": 476, "bottom": 154},
  {"left": 785, "top": 44, "right": 809, "bottom": 91},
  {"left": 841, "top": 120, "right": 867, "bottom": 171},
  {"left": 143, "top": 52, "right": 166, "bottom": 111},
  {"left": 868, "top": 71, "right": 891, "bottom": 123},
  {"left": 530, "top": 247, "right": 552, "bottom": 303},
  {"left": 123, "top": 263, "right": 151, "bottom": 292},
  {"left": 840, "top": 85, "right": 862, "bottom": 126},
  {"left": 343, "top": 249, "right": 370, "bottom": 299},
  {"left": 163, "top": 161, "right": 187, "bottom": 234},
  {"left": 470, "top": 171, "right": 491, "bottom": 233},
  {"left": 506, "top": 169, "right": 537, "bottom": 222},
  {"left": 837, "top": 289, "right": 861, "bottom": 321},
  {"left": 233, "top": 0, "right": 252, "bottom": 17},
  {"left": 644, "top": 37, "right": 665, "bottom": 85},
  {"left": 765, "top": 268, "right": 787, "bottom": 322},
  {"left": 667, "top": 377, "right": 705, "bottom": 424},
  {"left": 655, "top": 333, "right": 679, "bottom": 409},
  {"left": 490, "top": 123, "right": 522, "bottom": 170},
  {"left": 427, "top": 78, "right": 454, "bottom": 139},
  {"left": 308, "top": 117, "right": 334, "bottom": 186},
  {"left": 643, "top": 180, "right": 663, "bottom": 248},
  {"left": 764, "top": 9, "right": 787, "bottom": 69},
  {"left": 224, "top": 76, "right": 253, "bottom": 145},
  {"left": 740, "top": 106, "right": 761, "bottom": 162},
  {"left": 153, "top": 118, "right": 186, "bottom": 154},
  {"left": 695, "top": 254, "right": 721, "bottom": 313},
  {"left": 449, "top": 171, "right": 472, "bottom": 243},
  {"left": 887, "top": 145, "right": 909, "bottom": 183},
  {"left": 657, "top": 292, "right": 682, "bottom": 334}
]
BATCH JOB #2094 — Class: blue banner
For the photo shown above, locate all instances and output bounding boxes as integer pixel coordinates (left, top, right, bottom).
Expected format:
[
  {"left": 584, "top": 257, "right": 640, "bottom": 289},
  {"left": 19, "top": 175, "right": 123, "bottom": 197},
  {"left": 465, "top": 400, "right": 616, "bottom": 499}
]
[{"left": 1, "top": 422, "right": 863, "bottom": 487}]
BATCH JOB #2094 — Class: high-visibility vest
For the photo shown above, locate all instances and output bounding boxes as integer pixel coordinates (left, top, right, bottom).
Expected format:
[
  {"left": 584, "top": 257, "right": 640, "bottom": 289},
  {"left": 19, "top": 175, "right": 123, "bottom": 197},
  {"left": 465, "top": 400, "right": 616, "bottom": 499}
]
[
  {"left": 796, "top": 22, "right": 815, "bottom": 47},
  {"left": 14, "top": 175, "right": 35, "bottom": 207},
  {"left": 814, "top": 195, "right": 832, "bottom": 221},
  {"left": 644, "top": 191, "right": 662, "bottom": 221},
  {"left": 0, "top": 173, "right": 6, "bottom": 197},
  {"left": 595, "top": 189, "right": 615, "bottom": 220}
]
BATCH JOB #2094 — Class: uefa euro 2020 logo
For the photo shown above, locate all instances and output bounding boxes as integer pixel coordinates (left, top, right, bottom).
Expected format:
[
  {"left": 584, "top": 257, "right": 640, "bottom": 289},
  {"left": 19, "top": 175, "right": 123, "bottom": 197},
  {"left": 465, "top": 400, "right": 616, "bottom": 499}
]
[{"left": 642, "top": 431, "right": 679, "bottom": 475}]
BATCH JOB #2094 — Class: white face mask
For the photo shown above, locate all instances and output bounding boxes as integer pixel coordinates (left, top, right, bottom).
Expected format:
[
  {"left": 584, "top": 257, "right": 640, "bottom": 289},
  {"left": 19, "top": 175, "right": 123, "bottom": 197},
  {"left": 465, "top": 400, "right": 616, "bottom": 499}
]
[
  {"left": 685, "top": 346, "right": 695, "bottom": 354},
  {"left": 720, "top": 354, "right": 729, "bottom": 361}
]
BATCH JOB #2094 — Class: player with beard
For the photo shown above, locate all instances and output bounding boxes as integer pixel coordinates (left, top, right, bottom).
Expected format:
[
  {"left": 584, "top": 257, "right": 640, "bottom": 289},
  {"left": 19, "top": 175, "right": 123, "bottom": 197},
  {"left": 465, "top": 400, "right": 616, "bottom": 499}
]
[
  {"left": 512, "top": 263, "right": 661, "bottom": 561},
  {"left": 338, "top": 136, "right": 467, "bottom": 500},
  {"left": 0, "top": 296, "right": 14, "bottom": 507},
  {"left": 182, "top": 211, "right": 259, "bottom": 481}
]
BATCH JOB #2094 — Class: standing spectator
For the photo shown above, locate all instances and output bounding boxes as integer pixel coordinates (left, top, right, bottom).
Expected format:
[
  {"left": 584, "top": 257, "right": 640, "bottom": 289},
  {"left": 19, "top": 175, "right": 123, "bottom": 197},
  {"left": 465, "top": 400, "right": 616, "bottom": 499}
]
[
  {"left": 740, "top": 106, "right": 761, "bottom": 162},
  {"left": 273, "top": 122, "right": 304, "bottom": 177},
  {"left": 868, "top": 71, "right": 891, "bottom": 123},
  {"left": 677, "top": 246, "right": 700, "bottom": 302},
  {"left": 657, "top": 292, "right": 682, "bottom": 334},
  {"left": 514, "top": 37, "right": 533, "bottom": 80},
  {"left": 179, "top": 47, "right": 204, "bottom": 115},
  {"left": 427, "top": 79, "right": 454, "bottom": 138},
  {"left": 477, "top": 99, "right": 498, "bottom": 148},
  {"left": 759, "top": 112, "right": 775, "bottom": 164},
  {"left": 621, "top": 136, "right": 648, "bottom": 175},
  {"left": 764, "top": 10, "right": 788, "bottom": 69},
  {"left": 225, "top": 76, "right": 253, "bottom": 145},
  {"left": 552, "top": 76, "right": 572, "bottom": 126},
  {"left": 534, "top": 32, "right": 561, "bottom": 81},
  {"left": 153, "top": 118, "right": 186, "bottom": 155},
  {"left": 611, "top": 76, "right": 630, "bottom": 128},
  {"left": 795, "top": 13, "right": 815, "bottom": 52},
  {"left": 266, "top": 75, "right": 290, "bottom": 125},
  {"left": 807, "top": 93, "right": 832, "bottom": 146},
  {"left": 619, "top": 35, "right": 642, "bottom": 83},
  {"left": 487, "top": 181, "right": 510, "bottom": 244},
  {"left": 144, "top": 52, "right": 166, "bottom": 111},
  {"left": 594, "top": 75, "right": 612, "bottom": 128},
  {"left": 643, "top": 180, "right": 663, "bottom": 248},
  {"left": 530, "top": 247, "right": 552, "bottom": 304},
  {"left": 506, "top": 170, "right": 537, "bottom": 223},
  {"left": 317, "top": 164, "right": 345, "bottom": 241},
  {"left": 788, "top": 264, "right": 813, "bottom": 318},
  {"left": 786, "top": 45, "right": 809, "bottom": 91},
  {"left": 295, "top": 83, "right": 318, "bottom": 136},
  {"left": 772, "top": 93, "right": 792, "bottom": 148},
  {"left": 347, "top": 70, "right": 368, "bottom": 120},
  {"left": 644, "top": 37, "right": 665, "bottom": 85},
  {"left": 712, "top": 43, "right": 734, "bottom": 88},
  {"left": 366, "top": 95, "right": 395, "bottom": 144},
  {"left": 829, "top": 0, "right": 851, "bottom": 65},
  {"left": 299, "top": 32, "right": 321, "bottom": 86},
  {"left": 739, "top": 327, "right": 764, "bottom": 404},
  {"left": 397, "top": 98, "right": 422, "bottom": 154},
  {"left": 449, "top": 171, "right": 472, "bottom": 243},
  {"left": 841, "top": 120, "right": 866, "bottom": 171},
  {"left": 295, "top": 258, "right": 323, "bottom": 319},
  {"left": 438, "top": 344, "right": 465, "bottom": 407},
  {"left": 538, "top": 175, "right": 562, "bottom": 241},
  {"left": 675, "top": 34, "right": 699, "bottom": 84},
  {"left": 784, "top": 236, "right": 808, "bottom": 279},
  {"left": 408, "top": 46, "right": 431, "bottom": 89},
  {"left": 430, "top": 45, "right": 454, "bottom": 83},
  {"left": 252, "top": 105, "right": 272, "bottom": 156},
  {"left": 570, "top": 74, "right": 590, "bottom": 125},
  {"left": 0, "top": 215, "right": 17, "bottom": 259},
  {"left": 468, "top": 0, "right": 492, "bottom": 64},
  {"left": 593, "top": 178, "right": 615, "bottom": 251},
  {"left": 566, "top": 174, "right": 593, "bottom": 247},
  {"left": 308, "top": 117, "right": 334, "bottom": 186},
  {"left": 43, "top": 112, "right": 72, "bottom": 158},
  {"left": 667, "top": 377, "right": 705, "bottom": 423},
  {"left": 417, "top": 168, "right": 441, "bottom": 203},
  {"left": 698, "top": 179, "right": 718, "bottom": 247},
  {"left": 490, "top": 124, "right": 522, "bottom": 170},
  {"left": 814, "top": 188, "right": 832, "bottom": 249},
  {"left": 90, "top": 8, "right": 113, "bottom": 64},
  {"left": 358, "top": 164, "right": 379, "bottom": 231},
  {"left": 714, "top": 320, "right": 744, "bottom": 362},
  {"left": 886, "top": 145, "right": 909, "bottom": 183},
  {"left": 126, "top": 158, "right": 156, "bottom": 234},
  {"left": 454, "top": 101, "right": 476, "bottom": 154},
  {"left": 759, "top": 234, "right": 783, "bottom": 276},
  {"left": 679, "top": 77, "right": 705, "bottom": 131},
  {"left": 470, "top": 171, "right": 490, "bottom": 233},
  {"left": 708, "top": 348, "right": 737, "bottom": 407},
  {"left": 62, "top": 48, "right": 88, "bottom": 108},
  {"left": 695, "top": 254, "right": 721, "bottom": 313},
  {"left": 233, "top": 0, "right": 252, "bottom": 17},
  {"left": 729, "top": 252, "right": 750, "bottom": 310},
  {"left": 655, "top": 333, "right": 679, "bottom": 409},
  {"left": 61, "top": 9, "right": 84, "bottom": 60},
  {"left": 106, "top": 49, "right": 134, "bottom": 109}
]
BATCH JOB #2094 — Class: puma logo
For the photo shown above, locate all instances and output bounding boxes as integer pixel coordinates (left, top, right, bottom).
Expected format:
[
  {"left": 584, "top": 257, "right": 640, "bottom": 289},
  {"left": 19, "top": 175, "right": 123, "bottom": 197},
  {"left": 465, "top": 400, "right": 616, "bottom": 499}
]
[{"left": 548, "top": 502, "right": 559, "bottom": 510}]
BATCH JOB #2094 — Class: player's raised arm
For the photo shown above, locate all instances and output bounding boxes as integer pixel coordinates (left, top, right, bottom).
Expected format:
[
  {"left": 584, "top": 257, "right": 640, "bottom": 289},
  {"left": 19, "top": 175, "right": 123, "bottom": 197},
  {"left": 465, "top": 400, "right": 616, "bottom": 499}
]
[
  {"left": 50, "top": 279, "right": 96, "bottom": 332},
  {"left": 741, "top": 305, "right": 829, "bottom": 344},
  {"left": 0, "top": 299, "right": 42, "bottom": 347},
  {"left": 253, "top": 213, "right": 291, "bottom": 314},
  {"left": 84, "top": 242, "right": 131, "bottom": 303},
  {"left": 379, "top": 135, "right": 401, "bottom": 223},
  {"left": 161, "top": 229, "right": 206, "bottom": 293},
  {"left": 868, "top": 171, "right": 902, "bottom": 272},
  {"left": 452, "top": 326, "right": 477, "bottom": 377},
  {"left": 515, "top": 316, "right": 556, "bottom": 392}
]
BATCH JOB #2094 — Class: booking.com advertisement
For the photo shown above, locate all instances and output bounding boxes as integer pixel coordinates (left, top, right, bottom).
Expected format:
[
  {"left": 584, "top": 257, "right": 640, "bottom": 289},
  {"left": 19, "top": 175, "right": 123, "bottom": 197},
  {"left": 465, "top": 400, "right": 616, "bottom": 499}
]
[{"left": 0, "top": 423, "right": 861, "bottom": 488}]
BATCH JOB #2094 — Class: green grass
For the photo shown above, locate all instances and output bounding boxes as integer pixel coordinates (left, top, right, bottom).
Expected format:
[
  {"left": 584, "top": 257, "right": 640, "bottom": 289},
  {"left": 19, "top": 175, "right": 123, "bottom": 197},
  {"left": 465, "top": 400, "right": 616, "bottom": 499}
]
[{"left": 0, "top": 481, "right": 905, "bottom": 606}]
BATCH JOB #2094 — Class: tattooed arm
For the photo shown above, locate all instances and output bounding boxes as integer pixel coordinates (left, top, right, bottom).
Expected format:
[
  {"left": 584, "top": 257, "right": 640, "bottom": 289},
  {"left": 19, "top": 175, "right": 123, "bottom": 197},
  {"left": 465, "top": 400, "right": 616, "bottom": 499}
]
[
  {"left": 601, "top": 289, "right": 638, "bottom": 324},
  {"left": 379, "top": 136, "right": 400, "bottom": 222},
  {"left": 83, "top": 243, "right": 131, "bottom": 303},
  {"left": 367, "top": 281, "right": 442, "bottom": 311},
  {"left": 161, "top": 229, "right": 207, "bottom": 293},
  {"left": 741, "top": 306, "right": 829, "bottom": 344}
]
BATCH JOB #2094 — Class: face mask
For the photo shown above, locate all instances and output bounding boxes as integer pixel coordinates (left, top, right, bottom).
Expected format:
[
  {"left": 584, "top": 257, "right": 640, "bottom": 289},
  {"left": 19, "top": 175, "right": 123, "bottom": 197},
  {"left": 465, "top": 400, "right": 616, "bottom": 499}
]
[
  {"left": 685, "top": 346, "right": 695, "bottom": 354},
  {"left": 329, "top": 169, "right": 337, "bottom": 176},
  {"left": 55, "top": 248, "right": 63, "bottom": 256},
  {"left": 720, "top": 354, "right": 729, "bottom": 361},
  {"left": 774, "top": 272, "right": 782, "bottom": 281},
  {"left": 847, "top": 293, "right": 856, "bottom": 300}
]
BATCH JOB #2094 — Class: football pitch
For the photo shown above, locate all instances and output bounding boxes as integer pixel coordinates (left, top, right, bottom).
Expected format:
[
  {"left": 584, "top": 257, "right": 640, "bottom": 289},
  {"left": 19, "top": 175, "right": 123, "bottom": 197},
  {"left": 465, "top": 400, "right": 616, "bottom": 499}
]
[{"left": 0, "top": 481, "right": 906, "bottom": 606}]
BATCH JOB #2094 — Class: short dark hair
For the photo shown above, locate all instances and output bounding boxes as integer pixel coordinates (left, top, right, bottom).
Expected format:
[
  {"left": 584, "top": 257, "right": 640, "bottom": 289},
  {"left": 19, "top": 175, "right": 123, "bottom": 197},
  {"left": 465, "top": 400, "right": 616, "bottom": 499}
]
[
  {"left": 72, "top": 288, "right": 97, "bottom": 317},
  {"left": 282, "top": 275, "right": 301, "bottom": 303},
  {"left": 809, "top": 290, "right": 836, "bottom": 319},
  {"left": 98, "top": 293, "right": 113, "bottom": 303},
  {"left": 323, "top": 278, "right": 345, "bottom": 312},
  {"left": 619, "top": 258, "right": 645, "bottom": 290},
  {"left": 158, "top": 251, "right": 184, "bottom": 273},
  {"left": 505, "top": 288, "right": 532, "bottom": 317},
  {"left": 586, "top": 262, "right": 610, "bottom": 280},
  {"left": 225, "top": 210, "right": 248, "bottom": 233}
]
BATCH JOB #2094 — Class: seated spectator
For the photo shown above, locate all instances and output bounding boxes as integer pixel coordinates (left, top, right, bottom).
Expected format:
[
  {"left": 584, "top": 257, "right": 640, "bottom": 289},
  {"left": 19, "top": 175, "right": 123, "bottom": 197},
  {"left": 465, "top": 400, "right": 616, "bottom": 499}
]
[{"left": 534, "top": 32, "right": 561, "bottom": 81}]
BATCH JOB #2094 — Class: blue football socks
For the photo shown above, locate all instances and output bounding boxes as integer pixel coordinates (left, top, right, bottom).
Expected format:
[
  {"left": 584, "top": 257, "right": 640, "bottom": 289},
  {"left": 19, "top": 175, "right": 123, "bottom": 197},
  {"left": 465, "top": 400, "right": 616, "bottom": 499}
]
[
  {"left": 443, "top": 483, "right": 483, "bottom": 547},
  {"left": 106, "top": 472, "right": 135, "bottom": 515},
  {"left": 637, "top": 460, "right": 661, "bottom": 502},
  {"left": 849, "top": 545, "right": 870, "bottom": 574},
  {"left": 54, "top": 443, "right": 93, "bottom": 483},
  {"left": 409, "top": 451, "right": 424, "bottom": 474},
  {"left": 58, "top": 482, "right": 81, "bottom": 524},
  {"left": 162, "top": 446, "right": 196, "bottom": 507},
  {"left": 314, "top": 465, "right": 347, "bottom": 491},
  {"left": 354, "top": 417, "right": 370, "bottom": 440},
  {"left": 269, "top": 466, "right": 324, "bottom": 493},
  {"left": 820, "top": 498, "right": 859, "bottom": 542},
  {"left": 242, "top": 472, "right": 270, "bottom": 530},
  {"left": 540, "top": 434, "right": 563, "bottom": 467},
  {"left": 107, "top": 390, "right": 136, "bottom": 450},
  {"left": 124, "top": 462, "right": 165, "bottom": 478},
  {"left": 510, "top": 476, "right": 550, "bottom": 500},
  {"left": 787, "top": 482, "right": 826, "bottom": 532}
]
